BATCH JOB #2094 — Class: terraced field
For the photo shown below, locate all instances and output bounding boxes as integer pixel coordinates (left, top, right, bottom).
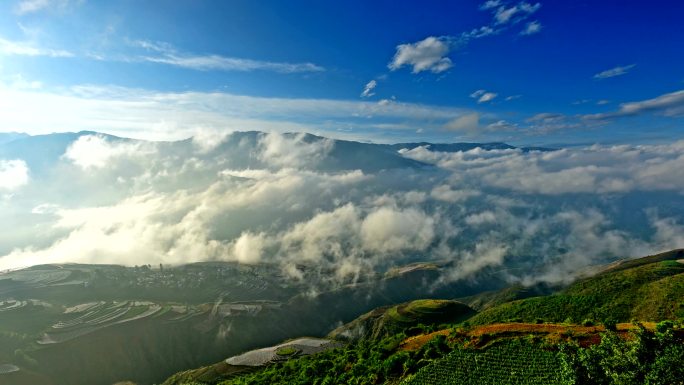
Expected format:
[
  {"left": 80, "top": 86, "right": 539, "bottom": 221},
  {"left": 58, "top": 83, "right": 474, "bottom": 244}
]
[
  {"left": 225, "top": 338, "right": 344, "bottom": 366},
  {"left": 402, "top": 339, "right": 564, "bottom": 385},
  {"left": 0, "top": 300, "right": 26, "bottom": 312},
  {"left": 0, "top": 364, "right": 19, "bottom": 374},
  {"left": 38, "top": 301, "right": 164, "bottom": 344}
]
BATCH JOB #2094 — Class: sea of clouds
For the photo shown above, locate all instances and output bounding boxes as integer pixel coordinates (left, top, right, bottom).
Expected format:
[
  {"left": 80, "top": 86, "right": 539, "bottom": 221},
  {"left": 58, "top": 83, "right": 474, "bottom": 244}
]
[{"left": 1, "top": 132, "right": 683, "bottom": 288}]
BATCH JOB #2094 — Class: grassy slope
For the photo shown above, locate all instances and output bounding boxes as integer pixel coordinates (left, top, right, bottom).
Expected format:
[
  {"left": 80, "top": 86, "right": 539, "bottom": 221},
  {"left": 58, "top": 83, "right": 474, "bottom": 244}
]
[
  {"left": 328, "top": 299, "right": 475, "bottom": 341},
  {"left": 162, "top": 250, "right": 684, "bottom": 385},
  {"left": 470, "top": 250, "right": 684, "bottom": 325},
  {"left": 456, "top": 283, "right": 555, "bottom": 312}
]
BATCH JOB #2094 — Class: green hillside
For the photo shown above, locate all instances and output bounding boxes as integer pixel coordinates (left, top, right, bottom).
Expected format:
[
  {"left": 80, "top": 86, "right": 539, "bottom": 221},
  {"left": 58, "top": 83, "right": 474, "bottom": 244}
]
[
  {"left": 162, "top": 249, "right": 684, "bottom": 385},
  {"left": 328, "top": 299, "right": 475, "bottom": 341},
  {"left": 470, "top": 249, "right": 684, "bottom": 325}
]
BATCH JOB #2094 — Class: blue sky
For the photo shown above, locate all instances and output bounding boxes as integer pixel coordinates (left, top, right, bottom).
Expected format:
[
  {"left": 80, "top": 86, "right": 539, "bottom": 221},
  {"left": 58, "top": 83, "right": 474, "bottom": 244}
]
[{"left": 0, "top": 0, "right": 683, "bottom": 145}]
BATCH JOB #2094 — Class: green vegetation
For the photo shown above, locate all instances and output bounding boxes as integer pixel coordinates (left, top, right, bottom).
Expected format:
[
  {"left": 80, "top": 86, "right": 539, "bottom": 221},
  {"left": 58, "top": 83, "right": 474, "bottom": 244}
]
[
  {"left": 168, "top": 250, "right": 684, "bottom": 385},
  {"left": 403, "top": 339, "right": 564, "bottom": 385},
  {"left": 204, "top": 324, "right": 683, "bottom": 385},
  {"left": 559, "top": 322, "right": 684, "bottom": 385},
  {"left": 216, "top": 334, "right": 447, "bottom": 385},
  {"left": 470, "top": 253, "right": 684, "bottom": 325},
  {"left": 4, "top": 250, "right": 684, "bottom": 385},
  {"left": 329, "top": 299, "right": 474, "bottom": 341},
  {"left": 275, "top": 346, "right": 299, "bottom": 357}
]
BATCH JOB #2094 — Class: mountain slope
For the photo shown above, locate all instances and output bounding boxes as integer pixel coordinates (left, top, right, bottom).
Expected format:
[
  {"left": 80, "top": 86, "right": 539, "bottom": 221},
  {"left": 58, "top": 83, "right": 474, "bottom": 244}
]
[
  {"left": 161, "top": 249, "right": 684, "bottom": 385},
  {"left": 469, "top": 249, "right": 684, "bottom": 325},
  {"left": 328, "top": 299, "right": 475, "bottom": 341}
]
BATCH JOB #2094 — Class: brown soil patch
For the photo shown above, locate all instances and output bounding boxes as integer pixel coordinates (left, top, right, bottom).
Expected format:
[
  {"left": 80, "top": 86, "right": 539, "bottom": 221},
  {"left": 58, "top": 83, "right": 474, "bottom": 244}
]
[
  {"left": 399, "top": 322, "right": 657, "bottom": 351},
  {"left": 400, "top": 330, "right": 450, "bottom": 351}
]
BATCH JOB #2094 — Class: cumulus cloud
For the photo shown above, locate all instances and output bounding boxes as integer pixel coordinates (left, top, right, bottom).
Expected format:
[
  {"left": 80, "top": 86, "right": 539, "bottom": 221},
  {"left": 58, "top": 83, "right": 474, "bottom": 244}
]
[
  {"left": 63, "top": 135, "right": 153, "bottom": 170},
  {"left": 191, "top": 128, "right": 231, "bottom": 153},
  {"left": 0, "top": 159, "right": 29, "bottom": 190},
  {"left": 361, "top": 207, "right": 435, "bottom": 252},
  {"left": 384, "top": 2, "right": 542, "bottom": 79},
  {"left": 257, "top": 132, "right": 334, "bottom": 169},
  {"left": 388, "top": 36, "right": 453, "bottom": 74},
  {"left": 593, "top": 64, "right": 636, "bottom": 79},
  {"left": 231, "top": 232, "right": 269, "bottom": 264}
]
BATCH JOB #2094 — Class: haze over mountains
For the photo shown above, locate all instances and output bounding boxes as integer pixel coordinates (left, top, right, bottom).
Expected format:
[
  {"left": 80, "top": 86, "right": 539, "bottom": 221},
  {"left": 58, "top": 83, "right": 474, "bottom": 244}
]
[{"left": 1, "top": 131, "right": 683, "bottom": 290}]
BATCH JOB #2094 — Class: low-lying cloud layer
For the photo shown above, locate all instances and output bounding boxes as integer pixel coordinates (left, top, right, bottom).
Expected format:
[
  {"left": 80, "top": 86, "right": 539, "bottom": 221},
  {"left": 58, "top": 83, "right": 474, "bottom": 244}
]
[{"left": 1, "top": 132, "right": 683, "bottom": 289}]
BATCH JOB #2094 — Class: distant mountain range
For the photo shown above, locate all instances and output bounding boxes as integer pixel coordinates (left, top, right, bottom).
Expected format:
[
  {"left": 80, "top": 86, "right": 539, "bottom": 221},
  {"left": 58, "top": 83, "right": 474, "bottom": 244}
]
[{"left": 0, "top": 130, "right": 553, "bottom": 175}]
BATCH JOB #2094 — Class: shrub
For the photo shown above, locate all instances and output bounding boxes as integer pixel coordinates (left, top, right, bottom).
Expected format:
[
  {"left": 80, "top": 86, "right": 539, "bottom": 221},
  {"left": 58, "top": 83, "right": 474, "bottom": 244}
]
[
  {"left": 655, "top": 320, "right": 674, "bottom": 333},
  {"left": 602, "top": 318, "right": 617, "bottom": 331}
]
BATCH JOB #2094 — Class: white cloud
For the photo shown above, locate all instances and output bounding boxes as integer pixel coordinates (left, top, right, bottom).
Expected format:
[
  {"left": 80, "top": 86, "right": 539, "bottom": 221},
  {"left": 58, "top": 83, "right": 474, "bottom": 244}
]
[
  {"left": 2, "top": 133, "right": 684, "bottom": 289},
  {"left": 63, "top": 135, "right": 152, "bottom": 170},
  {"left": 470, "top": 89, "right": 498, "bottom": 103},
  {"left": 361, "top": 207, "right": 435, "bottom": 253},
  {"left": 0, "top": 84, "right": 478, "bottom": 142},
  {"left": 462, "top": 26, "right": 499, "bottom": 40},
  {"left": 479, "top": 92, "right": 498, "bottom": 103},
  {"left": 447, "top": 242, "right": 508, "bottom": 281},
  {"left": 0, "top": 159, "right": 29, "bottom": 190},
  {"left": 231, "top": 232, "right": 268, "bottom": 264},
  {"left": 190, "top": 127, "right": 231, "bottom": 153},
  {"left": 388, "top": 36, "right": 453, "bottom": 74},
  {"left": 585, "top": 89, "right": 684, "bottom": 119},
  {"left": 486, "top": 120, "right": 518, "bottom": 132},
  {"left": 360, "top": 80, "right": 377, "bottom": 98},
  {"left": 431, "top": 185, "right": 480, "bottom": 202},
  {"left": 465, "top": 211, "right": 497, "bottom": 226},
  {"left": 494, "top": 2, "right": 541, "bottom": 24},
  {"left": 480, "top": 0, "right": 502, "bottom": 10},
  {"left": 131, "top": 39, "right": 323, "bottom": 73},
  {"left": 14, "top": 0, "right": 82, "bottom": 14},
  {"left": 257, "top": 132, "right": 334, "bottom": 169},
  {"left": 143, "top": 54, "right": 324, "bottom": 73},
  {"left": 520, "top": 20, "right": 542, "bottom": 35},
  {"left": 0, "top": 36, "right": 73, "bottom": 57},
  {"left": 444, "top": 113, "right": 480, "bottom": 133},
  {"left": 401, "top": 141, "right": 684, "bottom": 195},
  {"left": 593, "top": 64, "right": 636, "bottom": 79},
  {"left": 15, "top": 0, "right": 50, "bottom": 14}
]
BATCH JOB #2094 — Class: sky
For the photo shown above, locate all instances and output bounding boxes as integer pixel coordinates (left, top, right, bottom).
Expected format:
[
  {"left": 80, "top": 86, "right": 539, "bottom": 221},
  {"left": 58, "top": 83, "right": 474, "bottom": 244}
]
[
  {"left": 1, "top": 0, "right": 684, "bottom": 284},
  {"left": 0, "top": 0, "right": 683, "bottom": 145}
]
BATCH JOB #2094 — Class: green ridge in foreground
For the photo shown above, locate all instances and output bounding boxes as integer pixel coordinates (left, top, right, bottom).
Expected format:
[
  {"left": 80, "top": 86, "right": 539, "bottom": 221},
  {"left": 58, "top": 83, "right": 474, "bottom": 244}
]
[
  {"left": 402, "top": 339, "right": 563, "bottom": 385},
  {"left": 470, "top": 250, "right": 684, "bottom": 325}
]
